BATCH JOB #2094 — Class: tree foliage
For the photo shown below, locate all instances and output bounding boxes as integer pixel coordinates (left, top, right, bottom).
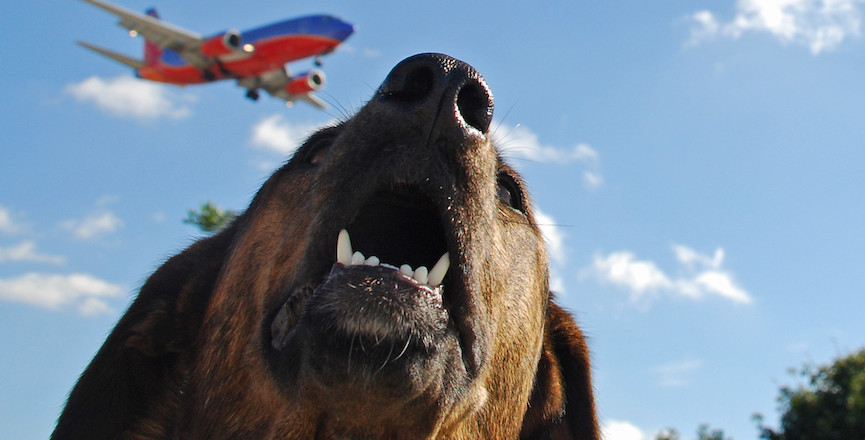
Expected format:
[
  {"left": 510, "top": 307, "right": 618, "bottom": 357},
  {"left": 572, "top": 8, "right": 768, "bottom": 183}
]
[
  {"left": 755, "top": 348, "right": 865, "bottom": 440},
  {"left": 655, "top": 428, "right": 681, "bottom": 440},
  {"left": 183, "top": 201, "right": 237, "bottom": 233},
  {"left": 655, "top": 424, "right": 731, "bottom": 440}
]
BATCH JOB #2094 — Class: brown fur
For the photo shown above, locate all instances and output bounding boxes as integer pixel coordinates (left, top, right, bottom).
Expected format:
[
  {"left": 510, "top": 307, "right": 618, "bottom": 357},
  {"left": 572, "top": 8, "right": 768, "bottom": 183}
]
[{"left": 52, "top": 53, "right": 599, "bottom": 440}]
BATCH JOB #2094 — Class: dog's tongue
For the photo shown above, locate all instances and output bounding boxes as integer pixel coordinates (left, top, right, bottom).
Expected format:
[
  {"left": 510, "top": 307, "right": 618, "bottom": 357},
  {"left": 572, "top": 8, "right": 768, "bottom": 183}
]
[{"left": 335, "top": 229, "right": 450, "bottom": 288}]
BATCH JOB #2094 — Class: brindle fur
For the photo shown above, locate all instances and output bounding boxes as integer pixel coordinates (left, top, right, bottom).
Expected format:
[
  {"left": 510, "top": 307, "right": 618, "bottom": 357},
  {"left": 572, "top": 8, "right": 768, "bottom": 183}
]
[{"left": 52, "top": 54, "right": 599, "bottom": 440}]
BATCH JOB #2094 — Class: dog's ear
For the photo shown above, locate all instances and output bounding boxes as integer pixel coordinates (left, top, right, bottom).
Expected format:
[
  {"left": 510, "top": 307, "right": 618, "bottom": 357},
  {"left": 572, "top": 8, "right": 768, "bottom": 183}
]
[
  {"left": 51, "top": 223, "right": 237, "bottom": 440},
  {"left": 520, "top": 301, "right": 600, "bottom": 440}
]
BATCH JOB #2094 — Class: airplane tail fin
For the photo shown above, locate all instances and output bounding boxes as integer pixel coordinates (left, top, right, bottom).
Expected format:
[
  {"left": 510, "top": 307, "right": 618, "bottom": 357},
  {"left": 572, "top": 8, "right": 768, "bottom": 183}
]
[{"left": 143, "top": 8, "right": 162, "bottom": 66}]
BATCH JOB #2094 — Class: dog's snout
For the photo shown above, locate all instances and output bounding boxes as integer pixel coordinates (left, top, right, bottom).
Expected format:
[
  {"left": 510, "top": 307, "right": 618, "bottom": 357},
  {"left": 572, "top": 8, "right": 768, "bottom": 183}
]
[
  {"left": 378, "top": 53, "right": 494, "bottom": 134},
  {"left": 379, "top": 59, "right": 436, "bottom": 103}
]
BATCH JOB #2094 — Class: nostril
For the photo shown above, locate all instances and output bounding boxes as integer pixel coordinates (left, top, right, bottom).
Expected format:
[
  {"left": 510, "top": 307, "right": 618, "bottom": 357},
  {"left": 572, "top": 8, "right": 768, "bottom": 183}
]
[
  {"left": 456, "top": 82, "right": 493, "bottom": 133},
  {"left": 386, "top": 65, "right": 435, "bottom": 102}
]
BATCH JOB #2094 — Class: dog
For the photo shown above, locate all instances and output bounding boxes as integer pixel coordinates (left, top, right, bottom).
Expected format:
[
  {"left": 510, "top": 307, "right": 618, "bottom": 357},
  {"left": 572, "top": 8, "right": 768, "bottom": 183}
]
[{"left": 52, "top": 53, "right": 599, "bottom": 440}]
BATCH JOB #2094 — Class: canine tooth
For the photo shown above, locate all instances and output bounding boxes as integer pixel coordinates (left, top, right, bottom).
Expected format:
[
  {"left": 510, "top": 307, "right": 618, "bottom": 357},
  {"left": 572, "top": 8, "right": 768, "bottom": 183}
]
[
  {"left": 428, "top": 253, "right": 450, "bottom": 287},
  {"left": 337, "top": 229, "right": 352, "bottom": 265},
  {"left": 399, "top": 264, "right": 414, "bottom": 277},
  {"left": 351, "top": 251, "right": 365, "bottom": 265},
  {"left": 365, "top": 256, "right": 380, "bottom": 266},
  {"left": 413, "top": 266, "right": 429, "bottom": 284}
]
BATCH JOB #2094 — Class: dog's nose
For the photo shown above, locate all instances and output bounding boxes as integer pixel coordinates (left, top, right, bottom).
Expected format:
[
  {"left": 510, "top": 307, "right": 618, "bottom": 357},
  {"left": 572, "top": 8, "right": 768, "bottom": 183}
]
[{"left": 377, "top": 53, "right": 494, "bottom": 135}]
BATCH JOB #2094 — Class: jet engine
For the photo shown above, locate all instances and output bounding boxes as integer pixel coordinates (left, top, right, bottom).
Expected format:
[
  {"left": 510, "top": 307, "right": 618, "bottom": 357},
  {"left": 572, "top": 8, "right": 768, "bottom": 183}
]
[
  {"left": 199, "top": 30, "right": 249, "bottom": 57},
  {"left": 285, "top": 70, "right": 326, "bottom": 94}
]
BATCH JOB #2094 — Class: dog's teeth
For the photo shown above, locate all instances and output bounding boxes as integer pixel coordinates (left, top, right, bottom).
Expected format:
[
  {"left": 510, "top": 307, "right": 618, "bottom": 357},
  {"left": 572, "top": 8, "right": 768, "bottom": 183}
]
[
  {"left": 336, "top": 231, "right": 447, "bottom": 287},
  {"left": 399, "top": 264, "right": 414, "bottom": 277},
  {"left": 413, "top": 266, "right": 429, "bottom": 284},
  {"left": 428, "top": 253, "right": 450, "bottom": 287},
  {"left": 337, "top": 229, "right": 353, "bottom": 265}
]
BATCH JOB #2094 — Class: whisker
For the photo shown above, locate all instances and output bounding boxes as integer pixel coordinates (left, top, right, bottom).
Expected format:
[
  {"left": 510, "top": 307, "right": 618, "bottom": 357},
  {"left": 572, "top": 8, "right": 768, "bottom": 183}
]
[
  {"left": 374, "top": 342, "right": 396, "bottom": 375},
  {"left": 347, "top": 334, "right": 355, "bottom": 373},
  {"left": 394, "top": 335, "right": 412, "bottom": 361}
]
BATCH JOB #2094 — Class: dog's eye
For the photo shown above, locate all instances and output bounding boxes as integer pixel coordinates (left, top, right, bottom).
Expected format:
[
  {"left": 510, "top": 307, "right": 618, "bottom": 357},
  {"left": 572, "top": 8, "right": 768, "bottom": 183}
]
[
  {"left": 306, "top": 138, "right": 332, "bottom": 165},
  {"left": 297, "top": 129, "right": 337, "bottom": 165},
  {"left": 308, "top": 144, "right": 330, "bottom": 165},
  {"left": 497, "top": 173, "right": 525, "bottom": 213}
]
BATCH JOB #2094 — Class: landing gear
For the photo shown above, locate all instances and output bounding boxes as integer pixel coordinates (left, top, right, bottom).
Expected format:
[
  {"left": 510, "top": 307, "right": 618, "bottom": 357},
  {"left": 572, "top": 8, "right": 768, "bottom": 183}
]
[
  {"left": 314, "top": 56, "right": 323, "bottom": 67},
  {"left": 215, "top": 60, "right": 231, "bottom": 76},
  {"left": 245, "top": 89, "right": 260, "bottom": 101},
  {"left": 201, "top": 61, "right": 231, "bottom": 82}
]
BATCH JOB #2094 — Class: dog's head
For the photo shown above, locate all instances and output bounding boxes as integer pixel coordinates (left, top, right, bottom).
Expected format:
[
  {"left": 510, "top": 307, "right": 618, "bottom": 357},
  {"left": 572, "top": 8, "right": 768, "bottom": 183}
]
[{"left": 53, "top": 54, "right": 598, "bottom": 440}]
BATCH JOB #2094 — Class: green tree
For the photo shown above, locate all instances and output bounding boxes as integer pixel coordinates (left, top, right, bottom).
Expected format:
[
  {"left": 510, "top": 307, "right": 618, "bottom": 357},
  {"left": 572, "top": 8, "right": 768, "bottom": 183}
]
[
  {"left": 696, "top": 424, "right": 731, "bottom": 440},
  {"left": 655, "top": 428, "right": 680, "bottom": 440},
  {"left": 755, "top": 348, "right": 865, "bottom": 440},
  {"left": 183, "top": 200, "right": 237, "bottom": 233},
  {"left": 655, "top": 424, "right": 730, "bottom": 440}
]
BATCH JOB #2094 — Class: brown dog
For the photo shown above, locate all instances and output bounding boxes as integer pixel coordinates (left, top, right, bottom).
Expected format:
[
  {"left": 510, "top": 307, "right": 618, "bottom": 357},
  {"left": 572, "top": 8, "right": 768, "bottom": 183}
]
[{"left": 52, "top": 53, "right": 598, "bottom": 440}]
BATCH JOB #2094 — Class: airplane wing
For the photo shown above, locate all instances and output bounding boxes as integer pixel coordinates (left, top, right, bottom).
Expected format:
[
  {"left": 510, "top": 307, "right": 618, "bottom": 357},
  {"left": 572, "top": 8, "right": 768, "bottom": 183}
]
[
  {"left": 81, "top": 0, "right": 200, "bottom": 47},
  {"left": 294, "top": 93, "right": 328, "bottom": 110},
  {"left": 76, "top": 41, "right": 146, "bottom": 70},
  {"left": 80, "top": 0, "right": 206, "bottom": 66}
]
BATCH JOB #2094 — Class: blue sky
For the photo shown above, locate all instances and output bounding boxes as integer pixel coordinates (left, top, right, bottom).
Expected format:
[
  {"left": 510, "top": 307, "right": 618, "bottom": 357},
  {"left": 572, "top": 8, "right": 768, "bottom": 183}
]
[{"left": 2, "top": 1, "right": 865, "bottom": 438}]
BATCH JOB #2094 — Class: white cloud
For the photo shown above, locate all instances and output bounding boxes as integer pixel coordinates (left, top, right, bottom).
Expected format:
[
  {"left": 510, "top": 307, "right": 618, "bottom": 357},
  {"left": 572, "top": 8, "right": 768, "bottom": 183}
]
[
  {"left": 0, "top": 272, "right": 122, "bottom": 316},
  {"left": 590, "top": 252, "right": 673, "bottom": 299},
  {"left": 496, "top": 123, "right": 603, "bottom": 188},
  {"left": 0, "top": 205, "right": 28, "bottom": 235},
  {"left": 549, "top": 275, "right": 567, "bottom": 295},
  {"left": 673, "top": 244, "right": 724, "bottom": 269},
  {"left": 603, "top": 420, "right": 647, "bottom": 440},
  {"left": 339, "top": 44, "right": 382, "bottom": 59},
  {"left": 534, "top": 209, "right": 566, "bottom": 265},
  {"left": 249, "top": 114, "right": 322, "bottom": 156},
  {"left": 78, "top": 297, "right": 115, "bottom": 316},
  {"left": 362, "top": 48, "right": 383, "bottom": 58},
  {"left": 61, "top": 211, "right": 123, "bottom": 240},
  {"left": 0, "top": 241, "right": 65, "bottom": 265},
  {"left": 501, "top": 124, "right": 599, "bottom": 163},
  {"left": 654, "top": 358, "right": 705, "bottom": 387},
  {"left": 688, "top": 0, "right": 865, "bottom": 54},
  {"left": 65, "top": 75, "right": 193, "bottom": 120},
  {"left": 584, "top": 245, "right": 753, "bottom": 306},
  {"left": 692, "top": 270, "right": 753, "bottom": 304},
  {"left": 535, "top": 209, "right": 568, "bottom": 294},
  {"left": 584, "top": 171, "right": 604, "bottom": 188}
]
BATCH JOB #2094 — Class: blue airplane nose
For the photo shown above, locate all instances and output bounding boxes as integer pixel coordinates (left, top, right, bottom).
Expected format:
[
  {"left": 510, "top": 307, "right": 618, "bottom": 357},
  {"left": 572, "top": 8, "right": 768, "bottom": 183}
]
[
  {"left": 330, "top": 18, "right": 355, "bottom": 42},
  {"left": 311, "top": 15, "right": 353, "bottom": 41}
]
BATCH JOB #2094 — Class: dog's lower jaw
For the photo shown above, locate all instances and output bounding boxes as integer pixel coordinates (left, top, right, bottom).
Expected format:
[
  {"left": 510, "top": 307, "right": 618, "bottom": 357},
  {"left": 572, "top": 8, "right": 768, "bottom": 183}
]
[
  {"left": 292, "top": 323, "right": 473, "bottom": 436},
  {"left": 309, "top": 382, "right": 491, "bottom": 440}
]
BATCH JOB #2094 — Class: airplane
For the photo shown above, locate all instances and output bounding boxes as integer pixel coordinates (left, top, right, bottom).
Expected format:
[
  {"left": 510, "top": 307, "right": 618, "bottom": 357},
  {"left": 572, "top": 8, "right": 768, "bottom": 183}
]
[{"left": 77, "top": 0, "right": 354, "bottom": 109}]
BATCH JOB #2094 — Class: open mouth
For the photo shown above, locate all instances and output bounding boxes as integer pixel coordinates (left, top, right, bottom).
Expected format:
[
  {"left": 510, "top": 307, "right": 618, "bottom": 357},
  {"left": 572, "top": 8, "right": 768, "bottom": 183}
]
[
  {"left": 341, "top": 185, "right": 450, "bottom": 287},
  {"left": 271, "top": 185, "right": 457, "bottom": 353},
  {"left": 336, "top": 229, "right": 450, "bottom": 289}
]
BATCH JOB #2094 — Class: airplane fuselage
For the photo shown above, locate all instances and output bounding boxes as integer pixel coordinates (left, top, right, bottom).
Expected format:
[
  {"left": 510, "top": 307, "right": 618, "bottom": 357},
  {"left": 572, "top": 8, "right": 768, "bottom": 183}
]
[
  {"left": 79, "top": 0, "right": 352, "bottom": 108},
  {"left": 138, "top": 15, "right": 353, "bottom": 84}
]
